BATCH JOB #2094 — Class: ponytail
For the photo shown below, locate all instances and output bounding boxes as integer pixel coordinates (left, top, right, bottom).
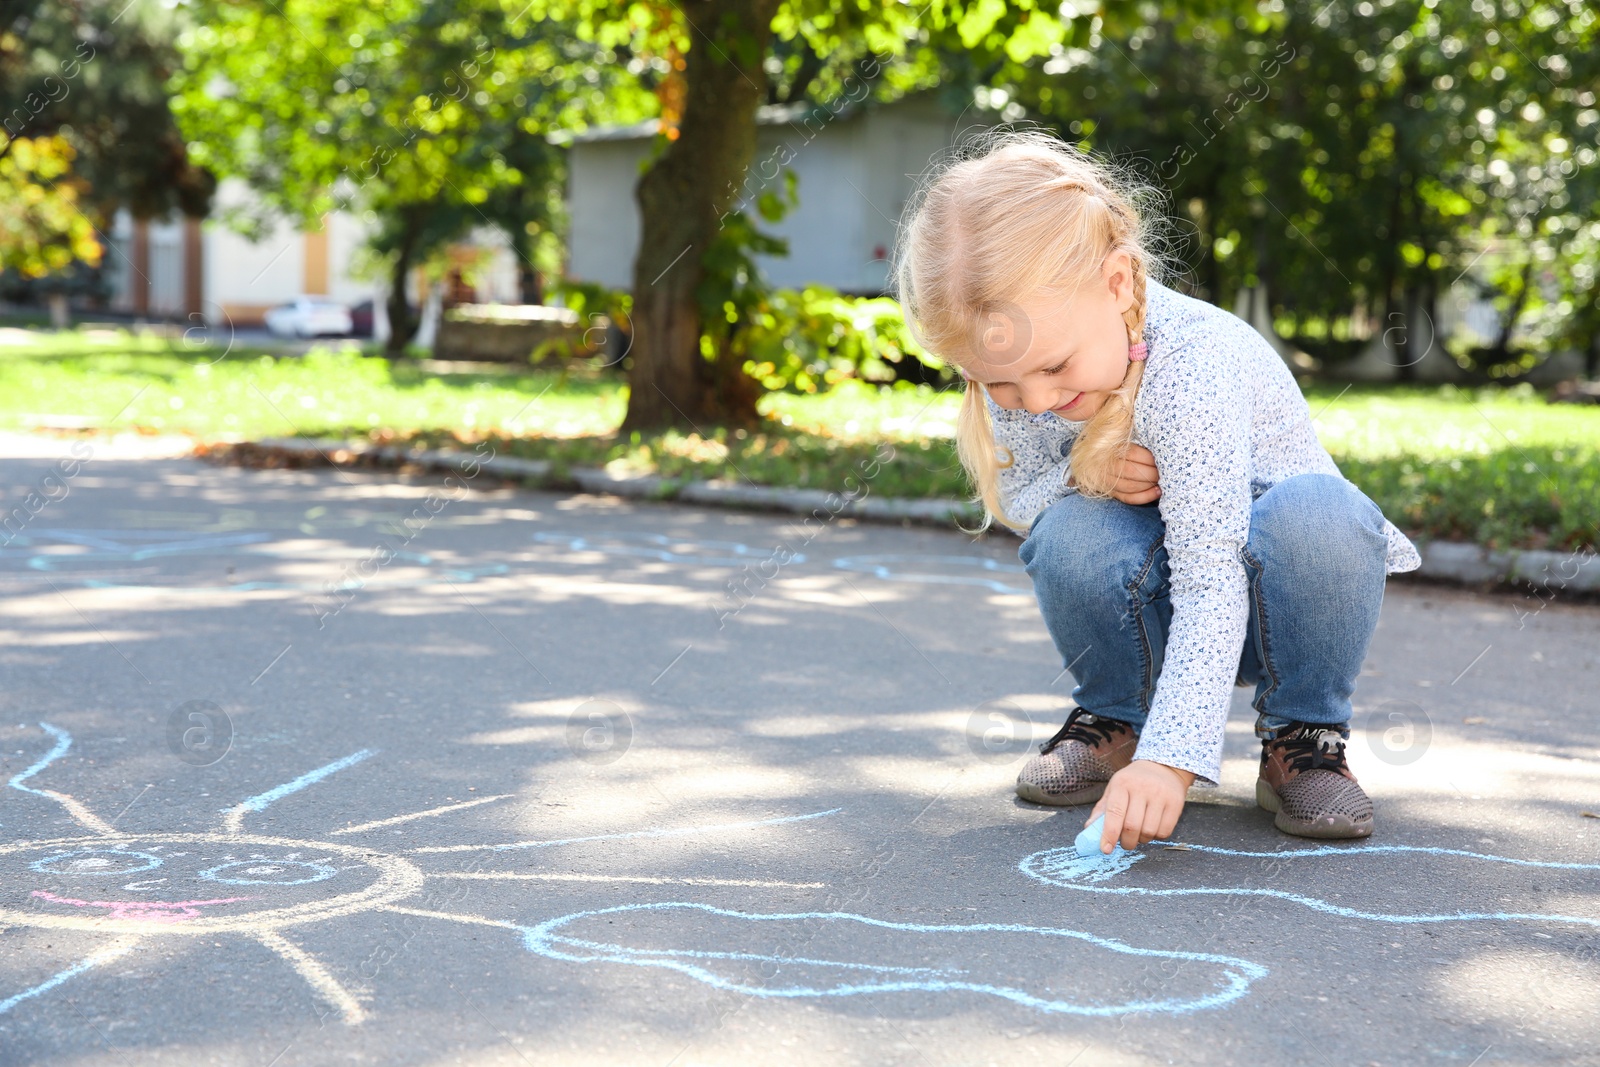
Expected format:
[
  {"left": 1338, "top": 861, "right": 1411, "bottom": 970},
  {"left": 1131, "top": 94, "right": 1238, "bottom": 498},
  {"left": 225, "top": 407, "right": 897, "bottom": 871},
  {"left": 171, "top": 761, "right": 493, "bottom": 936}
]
[
  {"left": 1060, "top": 249, "right": 1149, "bottom": 499},
  {"left": 954, "top": 375, "right": 1019, "bottom": 535}
]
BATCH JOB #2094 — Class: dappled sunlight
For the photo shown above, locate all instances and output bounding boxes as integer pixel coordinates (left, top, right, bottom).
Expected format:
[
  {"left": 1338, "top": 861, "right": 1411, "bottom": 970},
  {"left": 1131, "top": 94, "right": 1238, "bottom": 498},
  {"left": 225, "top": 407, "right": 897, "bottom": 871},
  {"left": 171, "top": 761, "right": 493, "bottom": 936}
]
[
  {"left": 514, "top": 573, "right": 716, "bottom": 608},
  {"left": 399, "top": 1011, "right": 1150, "bottom": 1067},
  {"left": 1352, "top": 733, "right": 1600, "bottom": 800},
  {"left": 0, "top": 626, "right": 156, "bottom": 647},
  {"left": 649, "top": 766, "right": 813, "bottom": 804},
  {"left": 777, "top": 578, "right": 889, "bottom": 609},
  {"left": 1433, "top": 947, "right": 1600, "bottom": 1038}
]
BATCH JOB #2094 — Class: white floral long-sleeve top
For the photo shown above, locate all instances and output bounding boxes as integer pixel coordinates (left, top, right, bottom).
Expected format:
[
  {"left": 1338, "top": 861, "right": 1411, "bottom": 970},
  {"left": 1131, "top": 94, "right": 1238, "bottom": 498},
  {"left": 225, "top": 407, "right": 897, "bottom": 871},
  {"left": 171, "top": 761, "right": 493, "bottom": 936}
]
[{"left": 988, "top": 277, "right": 1420, "bottom": 788}]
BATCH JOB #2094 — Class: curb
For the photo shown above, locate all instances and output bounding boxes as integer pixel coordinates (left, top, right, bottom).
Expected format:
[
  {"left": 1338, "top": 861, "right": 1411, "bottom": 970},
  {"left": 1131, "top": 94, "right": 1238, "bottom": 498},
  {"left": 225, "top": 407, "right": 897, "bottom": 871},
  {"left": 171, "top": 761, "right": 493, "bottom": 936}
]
[
  {"left": 227, "top": 437, "right": 1599, "bottom": 593},
  {"left": 1414, "top": 539, "right": 1598, "bottom": 593},
  {"left": 240, "top": 437, "right": 981, "bottom": 528}
]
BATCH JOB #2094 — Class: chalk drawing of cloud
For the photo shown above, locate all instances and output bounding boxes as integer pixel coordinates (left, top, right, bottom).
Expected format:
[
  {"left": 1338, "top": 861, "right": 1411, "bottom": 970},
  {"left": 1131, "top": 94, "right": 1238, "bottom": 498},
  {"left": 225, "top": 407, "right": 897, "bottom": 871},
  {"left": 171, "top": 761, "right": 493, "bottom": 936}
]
[
  {"left": 519, "top": 901, "right": 1268, "bottom": 1015},
  {"left": 1021, "top": 841, "right": 1600, "bottom": 929}
]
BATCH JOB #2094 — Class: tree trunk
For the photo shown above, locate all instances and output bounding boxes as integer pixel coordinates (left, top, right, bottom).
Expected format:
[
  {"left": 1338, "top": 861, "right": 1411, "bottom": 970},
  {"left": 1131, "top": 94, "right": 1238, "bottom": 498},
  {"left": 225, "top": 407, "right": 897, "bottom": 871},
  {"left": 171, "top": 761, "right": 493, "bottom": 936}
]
[
  {"left": 1582, "top": 276, "right": 1600, "bottom": 380},
  {"left": 1381, "top": 182, "right": 1412, "bottom": 381},
  {"left": 621, "top": 0, "right": 779, "bottom": 433},
  {"left": 1489, "top": 258, "right": 1536, "bottom": 366},
  {"left": 515, "top": 228, "right": 542, "bottom": 305},
  {"left": 1191, "top": 178, "right": 1220, "bottom": 305},
  {"left": 519, "top": 262, "right": 542, "bottom": 306},
  {"left": 385, "top": 213, "right": 424, "bottom": 356}
]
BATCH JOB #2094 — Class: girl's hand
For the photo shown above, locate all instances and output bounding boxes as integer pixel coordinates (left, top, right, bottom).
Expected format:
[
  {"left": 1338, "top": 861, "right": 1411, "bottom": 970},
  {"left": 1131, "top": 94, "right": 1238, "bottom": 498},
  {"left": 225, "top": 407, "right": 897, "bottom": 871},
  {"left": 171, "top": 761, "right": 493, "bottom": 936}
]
[
  {"left": 1067, "top": 445, "right": 1159, "bottom": 503},
  {"left": 1086, "top": 759, "right": 1196, "bottom": 852},
  {"left": 1111, "top": 444, "right": 1160, "bottom": 505}
]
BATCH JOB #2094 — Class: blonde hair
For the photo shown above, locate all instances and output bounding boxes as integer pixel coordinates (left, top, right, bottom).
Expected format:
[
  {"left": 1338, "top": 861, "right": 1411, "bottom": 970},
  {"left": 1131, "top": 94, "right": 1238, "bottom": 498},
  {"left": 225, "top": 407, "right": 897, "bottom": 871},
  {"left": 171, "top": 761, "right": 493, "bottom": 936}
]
[{"left": 892, "top": 128, "right": 1171, "bottom": 534}]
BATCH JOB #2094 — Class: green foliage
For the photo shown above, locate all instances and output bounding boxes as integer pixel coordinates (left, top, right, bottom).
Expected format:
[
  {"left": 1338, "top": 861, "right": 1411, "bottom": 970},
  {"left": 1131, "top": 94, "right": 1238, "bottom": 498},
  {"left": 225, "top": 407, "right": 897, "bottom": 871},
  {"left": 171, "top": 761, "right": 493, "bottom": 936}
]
[
  {"left": 695, "top": 172, "right": 794, "bottom": 344},
  {"left": 168, "top": 0, "right": 653, "bottom": 346},
  {"left": 0, "top": 137, "right": 100, "bottom": 278},
  {"left": 979, "top": 0, "right": 1600, "bottom": 372},
  {"left": 691, "top": 166, "right": 934, "bottom": 393},
  {"left": 1344, "top": 447, "right": 1597, "bottom": 552},
  {"left": 539, "top": 278, "right": 633, "bottom": 362},
  {"left": 1, "top": 0, "right": 213, "bottom": 222},
  {"left": 738, "top": 286, "right": 933, "bottom": 393}
]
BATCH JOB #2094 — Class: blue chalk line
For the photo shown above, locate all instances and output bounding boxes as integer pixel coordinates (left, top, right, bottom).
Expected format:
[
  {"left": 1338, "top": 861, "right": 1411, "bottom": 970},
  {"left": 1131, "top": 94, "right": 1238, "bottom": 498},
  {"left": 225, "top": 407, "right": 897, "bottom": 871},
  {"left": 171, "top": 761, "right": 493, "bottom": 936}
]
[
  {"left": 0, "top": 945, "right": 136, "bottom": 1016},
  {"left": 4, "top": 722, "right": 77, "bottom": 828},
  {"left": 223, "top": 749, "right": 376, "bottom": 817},
  {"left": 1023, "top": 835, "right": 1600, "bottom": 928},
  {"left": 519, "top": 901, "right": 1268, "bottom": 1016},
  {"left": 8, "top": 722, "right": 73, "bottom": 801}
]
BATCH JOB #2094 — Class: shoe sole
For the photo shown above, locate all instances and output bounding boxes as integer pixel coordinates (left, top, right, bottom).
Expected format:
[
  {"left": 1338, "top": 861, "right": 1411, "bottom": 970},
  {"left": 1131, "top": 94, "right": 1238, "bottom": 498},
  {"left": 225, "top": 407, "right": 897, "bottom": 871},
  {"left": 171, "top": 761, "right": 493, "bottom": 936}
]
[
  {"left": 1016, "top": 779, "right": 1107, "bottom": 807},
  {"left": 1255, "top": 778, "right": 1373, "bottom": 839}
]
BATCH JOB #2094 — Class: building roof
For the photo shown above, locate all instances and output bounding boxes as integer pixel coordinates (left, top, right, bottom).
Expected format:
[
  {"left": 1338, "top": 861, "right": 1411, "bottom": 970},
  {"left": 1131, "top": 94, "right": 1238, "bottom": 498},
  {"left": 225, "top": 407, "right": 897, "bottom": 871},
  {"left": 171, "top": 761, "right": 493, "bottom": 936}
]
[{"left": 549, "top": 98, "right": 879, "bottom": 146}]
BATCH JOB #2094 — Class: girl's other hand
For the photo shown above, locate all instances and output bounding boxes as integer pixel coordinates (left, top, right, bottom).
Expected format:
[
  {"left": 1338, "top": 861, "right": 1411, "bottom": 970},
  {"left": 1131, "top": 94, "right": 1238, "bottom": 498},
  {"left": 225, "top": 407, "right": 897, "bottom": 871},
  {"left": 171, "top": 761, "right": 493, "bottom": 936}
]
[
  {"left": 1111, "top": 444, "right": 1160, "bottom": 504},
  {"left": 1086, "top": 759, "right": 1195, "bottom": 852}
]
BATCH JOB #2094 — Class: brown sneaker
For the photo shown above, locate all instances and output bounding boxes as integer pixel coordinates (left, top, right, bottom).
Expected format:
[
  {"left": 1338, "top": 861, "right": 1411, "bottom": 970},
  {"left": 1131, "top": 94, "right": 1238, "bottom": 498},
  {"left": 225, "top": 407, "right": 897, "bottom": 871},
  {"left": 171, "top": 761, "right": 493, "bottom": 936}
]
[
  {"left": 1016, "top": 708, "right": 1139, "bottom": 806},
  {"left": 1256, "top": 721, "right": 1374, "bottom": 839}
]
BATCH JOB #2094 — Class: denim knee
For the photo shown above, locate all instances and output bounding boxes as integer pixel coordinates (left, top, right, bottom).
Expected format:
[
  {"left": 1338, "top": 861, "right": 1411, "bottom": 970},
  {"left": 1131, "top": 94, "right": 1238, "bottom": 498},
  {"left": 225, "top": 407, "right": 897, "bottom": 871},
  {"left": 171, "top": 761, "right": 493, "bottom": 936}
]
[
  {"left": 1019, "top": 493, "right": 1167, "bottom": 601},
  {"left": 1246, "top": 473, "right": 1387, "bottom": 582}
]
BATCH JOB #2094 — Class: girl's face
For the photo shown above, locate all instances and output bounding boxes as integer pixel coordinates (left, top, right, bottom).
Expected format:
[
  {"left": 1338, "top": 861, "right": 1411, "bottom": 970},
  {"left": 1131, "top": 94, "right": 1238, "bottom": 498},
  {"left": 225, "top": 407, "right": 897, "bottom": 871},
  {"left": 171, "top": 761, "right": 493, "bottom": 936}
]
[{"left": 960, "top": 250, "right": 1138, "bottom": 422}]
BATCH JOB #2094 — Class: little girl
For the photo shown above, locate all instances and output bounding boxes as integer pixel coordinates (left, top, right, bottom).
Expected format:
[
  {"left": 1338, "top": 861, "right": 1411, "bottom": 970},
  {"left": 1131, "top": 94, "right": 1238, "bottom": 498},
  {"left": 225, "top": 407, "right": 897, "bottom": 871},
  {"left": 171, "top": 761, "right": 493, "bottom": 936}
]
[{"left": 892, "top": 130, "right": 1420, "bottom": 854}]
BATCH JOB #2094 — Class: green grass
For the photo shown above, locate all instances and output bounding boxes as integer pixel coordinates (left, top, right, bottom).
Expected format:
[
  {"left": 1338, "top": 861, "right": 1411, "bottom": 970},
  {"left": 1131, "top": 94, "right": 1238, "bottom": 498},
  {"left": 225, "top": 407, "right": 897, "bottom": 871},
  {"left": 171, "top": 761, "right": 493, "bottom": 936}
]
[
  {"left": 0, "top": 330, "right": 623, "bottom": 438},
  {"left": 2, "top": 327, "right": 1597, "bottom": 551}
]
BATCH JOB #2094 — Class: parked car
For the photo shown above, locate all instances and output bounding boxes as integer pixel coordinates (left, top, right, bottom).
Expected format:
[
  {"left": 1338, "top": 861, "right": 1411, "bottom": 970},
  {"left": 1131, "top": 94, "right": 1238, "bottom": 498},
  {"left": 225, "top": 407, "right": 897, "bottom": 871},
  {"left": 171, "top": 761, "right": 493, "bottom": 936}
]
[
  {"left": 348, "top": 299, "right": 375, "bottom": 338},
  {"left": 263, "top": 297, "right": 354, "bottom": 338}
]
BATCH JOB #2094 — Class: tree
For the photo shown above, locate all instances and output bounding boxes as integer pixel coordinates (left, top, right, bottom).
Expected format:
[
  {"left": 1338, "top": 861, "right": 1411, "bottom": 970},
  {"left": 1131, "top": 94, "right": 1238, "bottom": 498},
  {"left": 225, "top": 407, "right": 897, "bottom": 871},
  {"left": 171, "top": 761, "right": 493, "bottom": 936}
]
[
  {"left": 0, "top": 135, "right": 101, "bottom": 324},
  {"left": 171, "top": 0, "right": 635, "bottom": 352},
  {"left": 1, "top": 0, "right": 213, "bottom": 298},
  {"left": 991, "top": 0, "right": 1599, "bottom": 378},
  {"left": 517, "top": 0, "right": 1073, "bottom": 431}
]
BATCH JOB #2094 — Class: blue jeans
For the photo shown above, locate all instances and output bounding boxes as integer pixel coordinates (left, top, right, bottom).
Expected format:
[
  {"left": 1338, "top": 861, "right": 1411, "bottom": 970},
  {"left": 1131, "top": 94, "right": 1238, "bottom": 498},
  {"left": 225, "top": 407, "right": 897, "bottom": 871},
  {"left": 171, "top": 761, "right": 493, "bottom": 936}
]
[{"left": 1017, "top": 472, "right": 1389, "bottom": 742}]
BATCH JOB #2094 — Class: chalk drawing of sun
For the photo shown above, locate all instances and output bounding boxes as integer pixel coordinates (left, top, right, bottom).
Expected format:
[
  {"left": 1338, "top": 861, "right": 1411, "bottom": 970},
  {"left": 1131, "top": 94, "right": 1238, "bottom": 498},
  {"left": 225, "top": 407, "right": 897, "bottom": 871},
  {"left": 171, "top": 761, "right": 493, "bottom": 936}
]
[{"left": 0, "top": 722, "right": 854, "bottom": 1024}]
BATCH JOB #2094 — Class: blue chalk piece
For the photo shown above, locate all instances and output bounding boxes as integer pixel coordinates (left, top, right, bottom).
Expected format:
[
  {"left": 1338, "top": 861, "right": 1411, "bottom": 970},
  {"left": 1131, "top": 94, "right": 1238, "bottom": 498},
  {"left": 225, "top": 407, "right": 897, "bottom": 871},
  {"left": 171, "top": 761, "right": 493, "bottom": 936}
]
[{"left": 1076, "top": 814, "right": 1110, "bottom": 857}]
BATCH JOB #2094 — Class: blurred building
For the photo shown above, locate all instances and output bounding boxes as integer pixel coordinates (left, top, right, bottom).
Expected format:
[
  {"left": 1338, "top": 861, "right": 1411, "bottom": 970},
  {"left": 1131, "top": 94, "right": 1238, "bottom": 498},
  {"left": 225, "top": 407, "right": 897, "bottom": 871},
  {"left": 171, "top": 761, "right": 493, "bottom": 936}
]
[
  {"left": 101, "top": 178, "right": 521, "bottom": 340},
  {"left": 562, "top": 93, "right": 968, "bottom": 296}
]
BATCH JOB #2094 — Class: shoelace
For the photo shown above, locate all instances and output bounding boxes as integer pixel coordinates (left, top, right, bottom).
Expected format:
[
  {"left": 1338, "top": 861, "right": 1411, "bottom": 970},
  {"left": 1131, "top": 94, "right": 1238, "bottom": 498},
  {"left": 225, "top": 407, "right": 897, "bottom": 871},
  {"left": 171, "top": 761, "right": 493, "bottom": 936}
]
[
  {"left": 1040, "top": 708, "right": 1130, "bottom": 755},
  {"left": 1274, "top": 727, "right": 1350, "bottom": 773}
]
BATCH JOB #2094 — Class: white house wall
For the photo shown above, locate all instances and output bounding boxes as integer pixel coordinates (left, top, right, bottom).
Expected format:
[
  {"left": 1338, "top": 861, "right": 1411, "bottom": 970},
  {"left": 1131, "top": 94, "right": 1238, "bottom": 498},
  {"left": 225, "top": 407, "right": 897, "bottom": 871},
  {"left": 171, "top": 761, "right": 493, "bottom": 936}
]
[
  {"left": 758, "top": 118, "right": 864, "bottom": 291},
  {"left": 324, "top": 210, "right": 376, "bottom": 305},
  {"left": 198, "top": 177, "right": 383, "bottom": 326},
  {"left": 203, "top": 180, "right": 309, "bottom": 325},
  {"left": 854, "top": 99, "right": 969, "bottom": 293},
  {"left": 565, "top": 101, "right": 966, "bottom": 296},
  {"left": 566, "top": 138, "right": 651, "bottom": 291}
]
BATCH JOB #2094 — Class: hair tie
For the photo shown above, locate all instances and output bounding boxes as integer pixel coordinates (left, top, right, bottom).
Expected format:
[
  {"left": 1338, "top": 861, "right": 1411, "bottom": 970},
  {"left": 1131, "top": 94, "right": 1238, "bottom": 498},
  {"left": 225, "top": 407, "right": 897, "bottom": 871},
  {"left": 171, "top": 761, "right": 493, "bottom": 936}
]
[
  {"left": 1128, "top": 342, "right": 1148, "bottom": 362},
  {"left": 956, "top": 365, "right": 971, "bottom": 380}
]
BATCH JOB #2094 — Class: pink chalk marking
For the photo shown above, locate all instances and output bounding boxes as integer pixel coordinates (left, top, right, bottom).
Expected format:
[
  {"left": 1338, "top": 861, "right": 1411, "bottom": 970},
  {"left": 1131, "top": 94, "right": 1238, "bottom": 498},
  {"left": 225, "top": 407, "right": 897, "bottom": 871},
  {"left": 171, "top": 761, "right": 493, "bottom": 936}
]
[{"left": 32, "top": 890, "right": 253, "bottom": 924}]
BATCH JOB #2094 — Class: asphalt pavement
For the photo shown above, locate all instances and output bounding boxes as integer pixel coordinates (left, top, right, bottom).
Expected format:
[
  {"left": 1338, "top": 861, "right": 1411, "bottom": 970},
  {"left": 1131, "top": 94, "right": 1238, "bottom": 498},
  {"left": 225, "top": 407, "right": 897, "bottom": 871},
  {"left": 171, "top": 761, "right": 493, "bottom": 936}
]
[{"left": 2, "top": 433, "right": 1598, "bottom": 1067}]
